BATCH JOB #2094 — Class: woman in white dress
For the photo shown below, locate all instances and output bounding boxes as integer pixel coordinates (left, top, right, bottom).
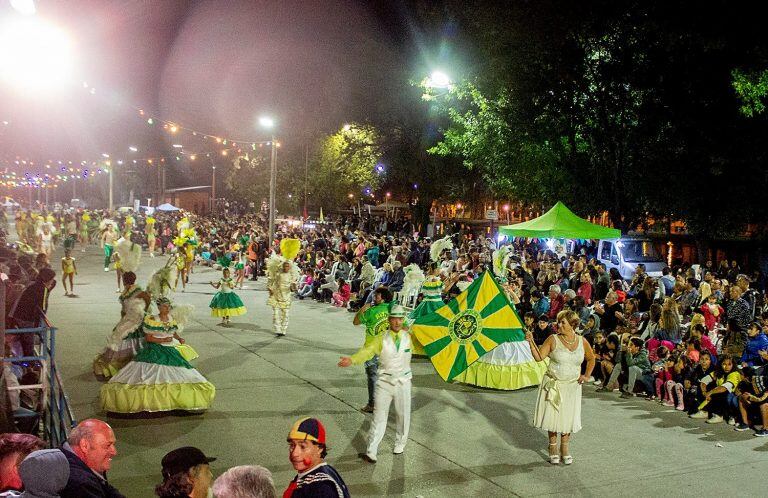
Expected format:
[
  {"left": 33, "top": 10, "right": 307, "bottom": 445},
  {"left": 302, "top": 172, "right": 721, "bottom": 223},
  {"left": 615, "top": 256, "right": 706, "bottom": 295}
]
[{"left": 525, "top": 310, "right": 595, "bottom": 465}]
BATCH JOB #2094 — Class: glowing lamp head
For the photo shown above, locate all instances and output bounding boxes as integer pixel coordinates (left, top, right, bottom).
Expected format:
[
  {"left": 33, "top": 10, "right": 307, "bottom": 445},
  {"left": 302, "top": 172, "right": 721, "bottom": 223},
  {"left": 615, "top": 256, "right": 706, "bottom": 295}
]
[
  {"left": 427, "top": 71, "right": 451, "bottom": 89},
  {"left": 0, "top": 16, "right": 73, "bottom": 94},
  {"left": 259, "top": 116, "right": 274, "bottom": 128}
]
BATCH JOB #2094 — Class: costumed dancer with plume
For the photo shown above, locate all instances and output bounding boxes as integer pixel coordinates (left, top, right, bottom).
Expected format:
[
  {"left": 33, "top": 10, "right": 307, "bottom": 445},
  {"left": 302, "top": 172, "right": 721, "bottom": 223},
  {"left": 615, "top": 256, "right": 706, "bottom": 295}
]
[
  {"left": 267, "top": 239, "right": 300, "bottom": 336},
  {"left": 100, "top": 296, "right": 213, "bottom": 413},
  {"left": 100, "top": 219, "right": 119, "bottom": 272},
  {"left": 173, "top": 218, "right": 199, "bottom": 291},
  {"left": 114, "top": 232, "right": 142, "bottom": 293},
  {"left": 145, "top": 215, "right": 157, "bottom": 257},
  {"left": 92, "top": 271, "right": 151, "bottom": 379},
  {"left": 407, "top": 236, "right": 454, "bottom": 355},
  {"left": 209, "top": 267, "right": 247, "bottom": 325}
]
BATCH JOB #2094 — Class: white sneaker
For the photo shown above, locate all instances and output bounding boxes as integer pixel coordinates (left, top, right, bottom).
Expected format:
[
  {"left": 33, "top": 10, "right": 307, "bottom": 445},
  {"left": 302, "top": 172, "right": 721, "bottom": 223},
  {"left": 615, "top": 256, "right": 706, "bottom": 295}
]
[
  {"left": 727, "top": 418, "right": 737, "bottom": 426},
  {"left": 587, "top": 376, "right": 595, "bottom": 383},
  {"left": 706, "top": 415, "right": 724, "bottom": 424},
  {"left": 593, "top": 379, "right": 602, "bottom": 386},
  {"left": 104, "top": 267, "right": 109, "bottom": 272},
  {"left": 393, "top": 444, "right": 405, "bottom": 455},
  {"left": 690, "top": 411, "right": 709, "bottom": 419}
]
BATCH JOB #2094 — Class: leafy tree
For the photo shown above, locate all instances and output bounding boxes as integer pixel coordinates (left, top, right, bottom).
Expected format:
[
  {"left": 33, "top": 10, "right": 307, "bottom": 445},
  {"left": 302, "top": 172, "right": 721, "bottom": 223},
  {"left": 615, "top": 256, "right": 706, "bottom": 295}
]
[{"left": 309, "top": 124, "right": 383, "bottom": 209}]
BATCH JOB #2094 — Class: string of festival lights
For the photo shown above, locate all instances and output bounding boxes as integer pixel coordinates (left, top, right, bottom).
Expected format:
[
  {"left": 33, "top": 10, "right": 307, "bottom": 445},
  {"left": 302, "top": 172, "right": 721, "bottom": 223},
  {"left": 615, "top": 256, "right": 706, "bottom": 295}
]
[{"left": 1, "top": 80, "right": 281, "bottom": 189}]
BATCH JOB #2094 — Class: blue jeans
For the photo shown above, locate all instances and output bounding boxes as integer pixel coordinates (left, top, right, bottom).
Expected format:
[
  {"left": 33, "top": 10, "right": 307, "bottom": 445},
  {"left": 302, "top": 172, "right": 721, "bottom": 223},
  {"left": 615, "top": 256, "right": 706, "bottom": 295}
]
[{"left": 364, "top": 356, "right": 379, "bottom": 406}]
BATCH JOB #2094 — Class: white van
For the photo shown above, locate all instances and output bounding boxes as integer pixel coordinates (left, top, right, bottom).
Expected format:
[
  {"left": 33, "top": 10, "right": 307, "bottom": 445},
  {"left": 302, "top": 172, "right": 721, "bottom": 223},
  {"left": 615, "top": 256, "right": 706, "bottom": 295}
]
[{"left": 597, "top": 238, "right": 666, "bottom": 280}]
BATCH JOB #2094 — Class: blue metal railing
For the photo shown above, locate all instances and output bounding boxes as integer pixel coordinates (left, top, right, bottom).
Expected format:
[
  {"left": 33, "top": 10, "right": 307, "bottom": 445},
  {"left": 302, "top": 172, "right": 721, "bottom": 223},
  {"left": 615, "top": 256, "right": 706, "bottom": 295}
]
[{"left": 3, "top": 319, "right": 76, "bottom": 446}]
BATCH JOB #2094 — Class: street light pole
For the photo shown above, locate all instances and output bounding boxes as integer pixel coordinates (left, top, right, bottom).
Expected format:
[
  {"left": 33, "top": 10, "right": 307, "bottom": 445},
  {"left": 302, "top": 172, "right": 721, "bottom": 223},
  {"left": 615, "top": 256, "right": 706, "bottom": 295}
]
[
  {"left": 268, "top": 134, "right": 277, "bottom": 247},
  {"left": 108, "top": 167, "right": 113, "bottom": 212},
  {"left": 211, "top": 165, "right": 216, "bottom": 214},
  {"left": 304, "top": 142, "right": 308, "bottom": 219}
]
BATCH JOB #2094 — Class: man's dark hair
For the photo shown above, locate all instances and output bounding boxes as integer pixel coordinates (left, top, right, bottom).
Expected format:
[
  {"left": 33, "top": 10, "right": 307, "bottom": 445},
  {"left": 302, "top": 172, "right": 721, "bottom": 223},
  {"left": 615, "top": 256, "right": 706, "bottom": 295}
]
[
  {"left": 629, "top": 337, "right": 644, "bottom": 349},
  {"left": 0, "top": 433, "right": 45, "bottom": 461},
  {"left": 662, "top": 267, "right": 671, "bottom": 276},
  {"left": 374, "top": 286, "right": 393, "bottom": 303}
]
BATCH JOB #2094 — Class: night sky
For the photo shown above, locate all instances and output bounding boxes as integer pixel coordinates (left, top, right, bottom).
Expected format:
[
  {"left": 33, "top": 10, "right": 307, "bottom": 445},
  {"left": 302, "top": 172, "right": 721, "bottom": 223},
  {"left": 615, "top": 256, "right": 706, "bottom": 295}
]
[{"left": 0, "top": 0, "right": 444, "bottom": 168}]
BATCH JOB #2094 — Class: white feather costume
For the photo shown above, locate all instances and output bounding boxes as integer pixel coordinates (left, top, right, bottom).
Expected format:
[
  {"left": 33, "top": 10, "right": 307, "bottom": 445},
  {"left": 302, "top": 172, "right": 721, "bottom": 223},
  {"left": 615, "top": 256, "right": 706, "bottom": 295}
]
[
  {"left": 430, "top": 236, "right": 454, "bottom": 263},
  {"left": 115, "top": 237, "right": 142, "bottom": 273},
  {"left": 402, "top": 264, "right": 426, "bottom": 296}
]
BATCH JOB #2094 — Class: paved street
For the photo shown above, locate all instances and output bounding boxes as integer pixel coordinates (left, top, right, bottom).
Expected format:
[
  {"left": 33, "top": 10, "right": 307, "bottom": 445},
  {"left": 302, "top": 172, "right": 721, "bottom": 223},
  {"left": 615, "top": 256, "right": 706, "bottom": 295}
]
[{"left": 47, "top": 246, "right": 768, "bottom": 497}]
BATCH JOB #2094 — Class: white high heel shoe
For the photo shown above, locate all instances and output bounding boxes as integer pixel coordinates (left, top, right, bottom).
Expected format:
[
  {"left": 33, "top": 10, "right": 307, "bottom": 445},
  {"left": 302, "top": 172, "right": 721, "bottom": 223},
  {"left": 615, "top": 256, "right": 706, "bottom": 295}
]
[{"left": 548, "top": 443, "right": 560, "bottom": 464}]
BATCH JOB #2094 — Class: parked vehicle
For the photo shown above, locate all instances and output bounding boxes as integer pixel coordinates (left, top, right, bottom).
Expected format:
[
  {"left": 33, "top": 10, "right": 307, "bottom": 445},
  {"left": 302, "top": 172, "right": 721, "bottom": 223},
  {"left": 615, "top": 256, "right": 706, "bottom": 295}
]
[{"left": 597, "top": 237, "right": 665, "bottom": 279}]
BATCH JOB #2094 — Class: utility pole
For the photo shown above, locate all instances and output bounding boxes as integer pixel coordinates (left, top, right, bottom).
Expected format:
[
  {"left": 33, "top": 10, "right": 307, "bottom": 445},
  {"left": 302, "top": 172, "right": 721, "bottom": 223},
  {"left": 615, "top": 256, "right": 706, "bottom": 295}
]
[
  {"left": 268, "top": 135, "right": 277, "bottom": 247},
  {"left": 161, "top": 163, "right": 166, "bottom": 203}
]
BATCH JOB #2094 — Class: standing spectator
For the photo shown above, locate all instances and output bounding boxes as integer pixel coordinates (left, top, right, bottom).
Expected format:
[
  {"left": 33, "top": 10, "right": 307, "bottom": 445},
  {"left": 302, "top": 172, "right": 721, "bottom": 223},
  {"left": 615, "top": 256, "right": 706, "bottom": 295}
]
[
  {"left": 9, "top": 268, "right": 56, "bottom": 356},
  {"left": 577, "top": 273, "right": 593, "bottom": 305},
  {"left": 594, "top": 264, "right": 610, "bottom": 301},
  {"left": 727, "top": 286, "right": 752, "bottom": 331},
  {"left": 155, "top": 447, "right": 216, "bottom": 498},
  {"left": 60, "top": 419, "right": 125, "bottom": 498},
  {"left": 0, "top": 434, "right": 45, "bottom": 493},
  {"left": 677, "top": 278, "right": 700, "bottom": 316},
  {"left": 213, "top": 465, "right": 276, "bottom": 498},
  {"left": 283, "top": 418, "right": 349, "bottom": 497},
  {"left": 659, "top": 267, "right": 675, "bottom": 297},
  {"left": 547, "top": 285, "right": 565, "bottom": 320}
]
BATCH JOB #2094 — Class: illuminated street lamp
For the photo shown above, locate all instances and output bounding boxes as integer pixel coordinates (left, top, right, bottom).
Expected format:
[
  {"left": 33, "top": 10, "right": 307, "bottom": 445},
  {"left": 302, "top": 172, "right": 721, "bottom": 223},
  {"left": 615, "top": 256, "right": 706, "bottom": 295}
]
[
  {"left": 426, "top": 70, "right": 452, "bottom": 89},
  {"left": 259, "top": 116, "right": 278, "bottom": 247}
]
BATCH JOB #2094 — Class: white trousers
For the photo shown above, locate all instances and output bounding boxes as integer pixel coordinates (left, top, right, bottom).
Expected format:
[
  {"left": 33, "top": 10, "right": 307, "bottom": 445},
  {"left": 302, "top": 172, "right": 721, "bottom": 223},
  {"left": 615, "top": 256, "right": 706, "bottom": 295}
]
[
  {"left": 272, "top": 307, "right": 289, "bottom": 334},
  {"left": 366, "top": 379, "right": 411, "bottom": 456}
]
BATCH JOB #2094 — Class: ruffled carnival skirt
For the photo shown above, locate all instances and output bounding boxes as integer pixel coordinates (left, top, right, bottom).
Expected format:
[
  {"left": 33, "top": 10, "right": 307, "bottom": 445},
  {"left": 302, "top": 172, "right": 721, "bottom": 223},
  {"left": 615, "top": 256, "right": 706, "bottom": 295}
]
[{"left": 100, "top": 343, "right": 215, "bottom": 413}]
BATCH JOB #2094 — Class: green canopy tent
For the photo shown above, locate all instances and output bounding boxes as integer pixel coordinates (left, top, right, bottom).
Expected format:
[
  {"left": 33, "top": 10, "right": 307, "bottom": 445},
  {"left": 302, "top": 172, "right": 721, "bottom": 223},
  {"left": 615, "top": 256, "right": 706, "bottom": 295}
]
[{"left": 499, "top": 201, "right": 621, "bottom": 240}]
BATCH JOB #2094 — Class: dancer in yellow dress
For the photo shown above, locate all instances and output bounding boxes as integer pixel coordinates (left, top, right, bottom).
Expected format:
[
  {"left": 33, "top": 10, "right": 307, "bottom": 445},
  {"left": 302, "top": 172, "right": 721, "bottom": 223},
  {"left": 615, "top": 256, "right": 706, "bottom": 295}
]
[
  {"left": 60, "top": 250, "right": 77, "bottom": 296},
  {"left": 209, "top": 268, "right": 247, "bottom": 325}
]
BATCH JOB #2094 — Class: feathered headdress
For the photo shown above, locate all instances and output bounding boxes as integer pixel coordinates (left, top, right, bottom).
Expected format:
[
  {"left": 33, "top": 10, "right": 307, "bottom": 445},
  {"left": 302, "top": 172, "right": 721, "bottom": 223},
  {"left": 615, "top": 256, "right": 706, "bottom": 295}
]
[
  {"left": 81, "top": 212, "right": 91, "bottom": 222},
  {"left": 147, "top": 258, "right": 178, "bottom": 297},
  {"left": 145, "top": 216, "right": 156, "bottom": 225},
  {"left": 430, "top": 236, "right": 453, "bottom": 263},
  {"left": 115, "top": 236, "right": 142, "bottom": 273},
  {"left": 280, "top": 238, "right": 301, "bottom": 261},
  {"left": 176, "top": 217, "right": 190, "bottom": 232},
  {"left": 266, "top": 253, "right": 300, "bottom": 281}
]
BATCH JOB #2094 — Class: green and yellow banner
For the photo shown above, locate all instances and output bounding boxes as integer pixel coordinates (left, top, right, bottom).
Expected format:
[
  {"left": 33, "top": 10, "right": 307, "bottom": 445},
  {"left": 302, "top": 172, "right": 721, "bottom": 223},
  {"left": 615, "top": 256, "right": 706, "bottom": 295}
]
[{"left": 411, "top": 271, "right": 524, "bottom": 381}]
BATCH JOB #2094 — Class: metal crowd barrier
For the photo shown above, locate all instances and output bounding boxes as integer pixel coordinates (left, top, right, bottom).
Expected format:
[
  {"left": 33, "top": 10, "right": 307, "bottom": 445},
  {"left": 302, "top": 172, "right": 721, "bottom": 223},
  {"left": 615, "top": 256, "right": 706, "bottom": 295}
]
[{"left": 2, "top": 318, "right": 76, "bottom": 446}]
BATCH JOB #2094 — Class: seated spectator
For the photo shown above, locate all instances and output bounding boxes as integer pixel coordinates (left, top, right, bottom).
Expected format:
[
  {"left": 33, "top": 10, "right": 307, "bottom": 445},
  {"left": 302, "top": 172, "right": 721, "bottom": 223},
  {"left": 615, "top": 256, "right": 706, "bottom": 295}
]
[
  {"left": 60, "top": 419, "right": 124, "bottom": 498},
  {"left": 596, "top": 333, "right": 621, "bottom": 390},
  {"left": 688, "top": 324, "right": 718, "bottom": 359},
  {"left": 295, "top": 269, "right": 314, "bottom": 299},
  {"left": 740, "top": 322, "right": 768, "bottom": 368},
  {"left": 284, "top": 417, "right": 349, "bottom": 498},
  {"left": 213, "top": 465, "right": 276, "bottom": 498},
  {"left": 611, "top": 280, "right": 626, "bottom": 303},
  {"left": 735, "top": 365, "right": 768, "bottom": 435},
  {"left": 700, "top": 294, "right": 724, "bottom": 331},
  {"left": 0, "top": 434, "right": 45, "bottom": 493},
  {"left": 16, "top": 448, "right": 70, "bottom": 498},
  {"left": 692, "top": 355, "right": 741, "bottom": 425},
  {"left": 618, "top": 337, "right": 652, "bottom": 397},
  {"left": 581, "top": 314, "right": 600, "bottom": 345},
  {"left": 594, "top": 291, "right": 622, "bottom": 333},
  {"left": 331, "top": 279, "right": 351, "bottom": 308},
  {"left": 155, "top": 447, "right": 216, "bottom": 498}
]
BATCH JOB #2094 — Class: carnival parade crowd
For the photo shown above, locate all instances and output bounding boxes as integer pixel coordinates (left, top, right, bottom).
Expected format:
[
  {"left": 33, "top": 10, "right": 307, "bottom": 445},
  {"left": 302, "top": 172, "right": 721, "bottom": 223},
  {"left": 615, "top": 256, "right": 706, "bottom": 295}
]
[{"left": 2, "top": 203, "right": 768, "bottom": 497}]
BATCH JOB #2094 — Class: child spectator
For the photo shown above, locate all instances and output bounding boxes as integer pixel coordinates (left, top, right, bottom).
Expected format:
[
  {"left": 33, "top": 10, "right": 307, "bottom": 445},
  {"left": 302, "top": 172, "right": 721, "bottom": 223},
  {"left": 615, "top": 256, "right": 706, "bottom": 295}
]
[
  {"left": 688, "top": 324, "right": 718, "bottom": 359},
  {"left": 667, "top": 355, "right": 691, "bottom": 411},
  {"left": 653, "top": 348, "right": 673, "bottom": 402},
  {"left": 686, "top": 351, "right": 715, "bottom": 416},
  {"left": 734, "top": 365, "right": 768, "bottom": 435},
  {"left": 740, "top": 322, "right": 768, "bottom": 368},
  {"left": 686, "top": 339, "right": 701, "bottom": 363},
  {"left": 700, "top": 294, "right": 724, "bottom": 331},
  {"left": 332, "top": 278, "right": 351, "bottom": 307},
  {"left": 695, "top": 355, "right": 742, "bottom": 425}
]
